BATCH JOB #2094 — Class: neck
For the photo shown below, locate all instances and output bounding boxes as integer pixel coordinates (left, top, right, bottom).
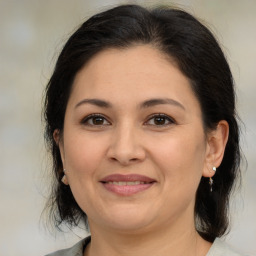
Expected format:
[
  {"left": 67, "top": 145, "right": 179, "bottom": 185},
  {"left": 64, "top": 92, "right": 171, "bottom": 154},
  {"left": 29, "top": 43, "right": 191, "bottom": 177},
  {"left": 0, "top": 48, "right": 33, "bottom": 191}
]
[{"left": 84, "top": 216, "right": 211, "bottom": 256}]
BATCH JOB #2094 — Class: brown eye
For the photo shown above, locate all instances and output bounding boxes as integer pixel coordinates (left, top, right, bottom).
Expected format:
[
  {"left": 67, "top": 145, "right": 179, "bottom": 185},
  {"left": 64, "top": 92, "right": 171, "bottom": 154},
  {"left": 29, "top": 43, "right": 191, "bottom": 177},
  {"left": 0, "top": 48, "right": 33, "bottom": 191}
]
[
  {"left": 82, "top": 114, "right": 111, "bottom": 126},
  {"left": 154, "top": 116, "right": 167, "bottom": 125},
  {"left": 146, "top": 114, "right": 175, "bottom": 126},
  {"left": 92, "top": 116, "right": 104, "bottom": 125}
]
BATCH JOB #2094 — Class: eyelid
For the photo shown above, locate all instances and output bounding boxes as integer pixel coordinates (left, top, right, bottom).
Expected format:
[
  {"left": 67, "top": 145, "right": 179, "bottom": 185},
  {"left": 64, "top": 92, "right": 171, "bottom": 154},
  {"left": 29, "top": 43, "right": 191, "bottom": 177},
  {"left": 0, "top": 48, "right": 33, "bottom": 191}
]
[
  {"left": 80, "top": 113, "right": 176, "bottom": 127},
  {"left": 144, "top": 113, "right": 176, "bottom": 126},
  {"left": 81, "top": 113, "right": 111, "bottom": 126}
]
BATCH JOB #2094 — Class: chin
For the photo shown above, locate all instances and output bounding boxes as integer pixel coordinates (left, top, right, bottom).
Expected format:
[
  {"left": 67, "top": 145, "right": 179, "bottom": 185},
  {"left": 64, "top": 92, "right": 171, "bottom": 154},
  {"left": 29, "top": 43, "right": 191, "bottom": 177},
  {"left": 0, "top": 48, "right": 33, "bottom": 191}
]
[
  {"left": 106, "top": 219, "right": 153, "bottom": 233},
  {"left": 99, "top": 207, "right": 156, "bottom": 232}
]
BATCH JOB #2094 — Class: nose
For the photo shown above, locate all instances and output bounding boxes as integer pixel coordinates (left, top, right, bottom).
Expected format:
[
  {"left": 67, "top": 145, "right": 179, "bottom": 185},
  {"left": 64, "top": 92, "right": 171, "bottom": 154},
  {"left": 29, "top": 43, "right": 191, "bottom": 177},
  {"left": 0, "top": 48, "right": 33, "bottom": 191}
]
[{"left": 106, "top": 123, "right": 146, "bottom": 166}]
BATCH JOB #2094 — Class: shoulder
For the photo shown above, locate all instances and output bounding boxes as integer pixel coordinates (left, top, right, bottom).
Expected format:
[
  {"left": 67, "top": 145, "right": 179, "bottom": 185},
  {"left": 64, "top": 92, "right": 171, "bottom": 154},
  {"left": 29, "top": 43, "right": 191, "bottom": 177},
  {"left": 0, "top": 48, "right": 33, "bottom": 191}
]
[
  {"left": 45, "top": 236, "right": 91, "bottom": 256},
  {"left": 207, "top": 238, "right": 247, "bottom": 256}
]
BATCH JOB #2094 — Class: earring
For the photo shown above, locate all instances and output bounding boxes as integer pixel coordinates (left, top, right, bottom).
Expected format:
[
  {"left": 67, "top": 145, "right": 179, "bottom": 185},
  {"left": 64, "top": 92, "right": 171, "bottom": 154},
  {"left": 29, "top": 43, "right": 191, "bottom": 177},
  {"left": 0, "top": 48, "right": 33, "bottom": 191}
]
[
  {"left": 209, "top": 166, "right": 216, "bottom": 192},
  {"left": 209, "top": 177, "right": 213, "bottom": 192},
  {"left": 61, "top": 169, "right": 69, "bottom": 185}
]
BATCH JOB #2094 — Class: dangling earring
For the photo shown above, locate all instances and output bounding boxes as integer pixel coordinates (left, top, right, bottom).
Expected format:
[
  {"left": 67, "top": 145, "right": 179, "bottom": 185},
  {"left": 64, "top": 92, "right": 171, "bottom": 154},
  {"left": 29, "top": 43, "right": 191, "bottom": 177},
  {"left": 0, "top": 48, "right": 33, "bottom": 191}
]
[
  {"left": 209, "top": 177, "right": 213, "bottom": 192},
  {"left": 61, "top": 169, "right": 69, "bottom": 185},
  {"left": 209, "top": 166, "right": 216, "bottom": 192}
]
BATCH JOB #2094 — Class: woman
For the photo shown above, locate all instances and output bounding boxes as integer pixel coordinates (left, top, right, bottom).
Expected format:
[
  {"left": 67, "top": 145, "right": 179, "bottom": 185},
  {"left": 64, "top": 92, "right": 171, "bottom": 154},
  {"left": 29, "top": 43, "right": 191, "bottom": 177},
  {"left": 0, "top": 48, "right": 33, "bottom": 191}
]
[{"left": 44, "top": 4, "right": 245, "bottom": 256}]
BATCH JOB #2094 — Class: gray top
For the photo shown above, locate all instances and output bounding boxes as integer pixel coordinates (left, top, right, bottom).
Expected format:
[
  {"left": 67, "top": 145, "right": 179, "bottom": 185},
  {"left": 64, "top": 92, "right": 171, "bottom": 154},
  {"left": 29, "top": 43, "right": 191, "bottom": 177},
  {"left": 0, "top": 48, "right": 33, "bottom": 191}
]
[
  {"left": 45, "top": 237, "right": 90, "bottom": 256},
  {"left": 45, "top": 236, "right": 247, "bottom": 256}
]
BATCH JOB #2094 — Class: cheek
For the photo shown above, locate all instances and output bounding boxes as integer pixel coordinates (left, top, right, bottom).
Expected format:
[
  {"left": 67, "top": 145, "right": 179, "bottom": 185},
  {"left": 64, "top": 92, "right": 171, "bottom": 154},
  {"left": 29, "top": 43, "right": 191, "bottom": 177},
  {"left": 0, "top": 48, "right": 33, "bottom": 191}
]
[
  {"left": 62, "top": 131, "right": 108, "bottom": 212},
  {"left": 63, "top": 130, "right": 106, "bottom": 177},
  {"left": 150, "top": 129, "right": 206, "bottom": 182}
]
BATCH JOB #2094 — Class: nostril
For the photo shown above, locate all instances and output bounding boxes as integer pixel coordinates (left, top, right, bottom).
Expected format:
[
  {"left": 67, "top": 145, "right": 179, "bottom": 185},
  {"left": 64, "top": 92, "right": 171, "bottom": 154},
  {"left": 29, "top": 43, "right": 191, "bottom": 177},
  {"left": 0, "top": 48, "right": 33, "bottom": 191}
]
[
  {"left": 109, "top": 156, "right": 139, "bottom": 165},
  {"left": 110, "top": 157, "right": 119, "bottom": 162},
  {"left": 107, "top": 145, "right": 146, "bottom": 165}
]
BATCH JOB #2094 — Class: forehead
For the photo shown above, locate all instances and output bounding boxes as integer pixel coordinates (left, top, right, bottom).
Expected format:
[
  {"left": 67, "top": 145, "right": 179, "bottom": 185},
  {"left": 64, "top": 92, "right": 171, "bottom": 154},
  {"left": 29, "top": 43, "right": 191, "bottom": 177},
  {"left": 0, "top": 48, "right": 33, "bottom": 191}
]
[
  {"left": 75, "top": 45, "right": 175, "bottom": 83},
  {"left": 69, "top": 45, "right": 200, "bottom": 112}
]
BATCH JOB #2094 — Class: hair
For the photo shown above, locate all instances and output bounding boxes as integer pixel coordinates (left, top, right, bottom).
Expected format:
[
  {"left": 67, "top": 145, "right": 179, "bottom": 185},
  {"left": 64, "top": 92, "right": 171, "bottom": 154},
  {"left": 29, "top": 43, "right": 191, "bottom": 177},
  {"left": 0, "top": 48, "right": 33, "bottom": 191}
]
[{"left": 43, "top": 4, "right": 241, "bottom": 242}]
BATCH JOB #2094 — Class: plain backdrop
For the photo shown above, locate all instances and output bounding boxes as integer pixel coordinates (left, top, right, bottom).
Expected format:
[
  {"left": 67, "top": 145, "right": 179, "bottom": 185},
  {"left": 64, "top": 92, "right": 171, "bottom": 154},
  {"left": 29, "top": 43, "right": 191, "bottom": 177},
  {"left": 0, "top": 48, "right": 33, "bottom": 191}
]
[{"left": 0, "top": 0, "right": 255, "bottom": 255}]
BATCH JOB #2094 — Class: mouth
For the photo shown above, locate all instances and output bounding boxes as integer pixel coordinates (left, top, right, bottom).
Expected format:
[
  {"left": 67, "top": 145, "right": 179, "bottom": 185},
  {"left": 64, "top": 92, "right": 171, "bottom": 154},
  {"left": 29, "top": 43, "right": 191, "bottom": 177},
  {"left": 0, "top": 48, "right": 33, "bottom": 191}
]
[
  {"left": 102, "top": 181, "right": 152, "bottom": 185},
  {"left": 100, "top": 174, "right": 156, "bottom": 196}
]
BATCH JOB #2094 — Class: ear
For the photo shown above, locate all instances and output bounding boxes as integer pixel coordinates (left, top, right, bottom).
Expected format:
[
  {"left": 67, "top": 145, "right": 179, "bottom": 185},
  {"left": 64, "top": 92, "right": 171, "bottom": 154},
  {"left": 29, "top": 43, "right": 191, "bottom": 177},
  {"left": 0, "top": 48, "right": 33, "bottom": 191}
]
[
  {"left": 53, "top": 129, "right": 69, "bottom": 185},
  {"left": 203, "top": 120, "right": 229, "bottom": 178},
  {"left": 53, "top": 129, "right": 65, "bottom": 165}
]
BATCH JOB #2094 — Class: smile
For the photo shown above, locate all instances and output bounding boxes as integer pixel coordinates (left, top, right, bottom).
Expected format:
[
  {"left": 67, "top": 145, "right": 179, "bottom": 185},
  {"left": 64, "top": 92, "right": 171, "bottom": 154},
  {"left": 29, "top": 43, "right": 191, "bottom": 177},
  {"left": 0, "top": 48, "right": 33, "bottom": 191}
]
[
  {"left": 100, "top": 174, "right": 156, "bottom": 196},
  {"left": 103, "top": 181, "right": 151, "bottom": 185}
]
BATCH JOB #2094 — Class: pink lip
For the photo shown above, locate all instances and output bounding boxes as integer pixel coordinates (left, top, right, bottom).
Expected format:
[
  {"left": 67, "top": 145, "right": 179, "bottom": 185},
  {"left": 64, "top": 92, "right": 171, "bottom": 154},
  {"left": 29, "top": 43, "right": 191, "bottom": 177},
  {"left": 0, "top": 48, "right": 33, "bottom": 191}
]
[
  {"left": 100, "top": 174, "right": 156, "bottom": 196},
  {"left": 101, "top": 174, "right": 155, "bottom": 183}
]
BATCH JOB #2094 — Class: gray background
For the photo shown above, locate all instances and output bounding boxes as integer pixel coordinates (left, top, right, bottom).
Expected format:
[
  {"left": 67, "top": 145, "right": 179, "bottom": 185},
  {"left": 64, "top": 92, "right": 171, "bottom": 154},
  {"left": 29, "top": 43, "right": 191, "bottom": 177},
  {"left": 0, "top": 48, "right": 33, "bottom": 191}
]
[{"left": 0, "top": 0, "right": 255, "bottom": 255}]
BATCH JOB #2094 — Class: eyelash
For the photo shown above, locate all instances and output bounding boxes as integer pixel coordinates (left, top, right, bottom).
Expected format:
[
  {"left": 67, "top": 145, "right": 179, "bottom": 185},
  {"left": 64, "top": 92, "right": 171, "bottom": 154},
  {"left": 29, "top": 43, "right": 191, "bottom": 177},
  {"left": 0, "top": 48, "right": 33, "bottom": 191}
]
[
  {"left": 81, "top": 114, "right": 111, "bottom": 126},
  {"left": 81, "top": 113, "right": 176, "bottom": 127},
  {"left": 145, "top": 113, "right": 176, "bottom": 126}
]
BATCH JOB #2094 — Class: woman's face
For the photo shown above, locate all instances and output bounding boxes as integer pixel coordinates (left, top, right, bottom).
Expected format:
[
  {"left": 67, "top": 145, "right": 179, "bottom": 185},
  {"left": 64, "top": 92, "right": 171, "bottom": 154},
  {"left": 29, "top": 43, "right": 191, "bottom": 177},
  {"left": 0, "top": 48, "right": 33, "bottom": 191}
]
[{"left": 58, "top": 45, "right": 213, "bottom": 233}]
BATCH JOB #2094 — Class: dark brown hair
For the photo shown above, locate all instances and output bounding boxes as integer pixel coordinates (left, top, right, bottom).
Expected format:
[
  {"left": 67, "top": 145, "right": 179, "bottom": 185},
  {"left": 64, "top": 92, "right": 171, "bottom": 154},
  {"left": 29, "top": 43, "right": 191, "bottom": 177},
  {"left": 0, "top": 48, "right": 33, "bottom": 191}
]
[{"left": 43, "top": 4, "right": 241, "bottom": 242}]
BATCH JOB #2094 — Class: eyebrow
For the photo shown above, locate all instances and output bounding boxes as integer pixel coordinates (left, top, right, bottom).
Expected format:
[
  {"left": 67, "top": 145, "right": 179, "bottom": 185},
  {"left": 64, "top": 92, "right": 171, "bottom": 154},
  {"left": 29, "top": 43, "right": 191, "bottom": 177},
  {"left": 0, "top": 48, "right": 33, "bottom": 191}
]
[
  {"left": 140, "top": 98, "right": 185, "bottom": 110},
  {"left": 75, "top": 99, "right": 112, "bottom": 108},
  {"left": 75, "top": 98, "right": 185, "bottom": 110}
]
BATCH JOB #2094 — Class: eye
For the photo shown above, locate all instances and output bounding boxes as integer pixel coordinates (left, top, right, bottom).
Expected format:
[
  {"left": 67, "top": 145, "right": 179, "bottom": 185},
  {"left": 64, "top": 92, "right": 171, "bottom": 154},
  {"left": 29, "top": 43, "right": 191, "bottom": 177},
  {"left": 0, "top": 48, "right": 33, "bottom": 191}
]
[
  {"left": 145, "top": 114, "right": 175, "bottom": 126},
  {"left": 81, "top": 114, "right": 111, "bottom": 126}
]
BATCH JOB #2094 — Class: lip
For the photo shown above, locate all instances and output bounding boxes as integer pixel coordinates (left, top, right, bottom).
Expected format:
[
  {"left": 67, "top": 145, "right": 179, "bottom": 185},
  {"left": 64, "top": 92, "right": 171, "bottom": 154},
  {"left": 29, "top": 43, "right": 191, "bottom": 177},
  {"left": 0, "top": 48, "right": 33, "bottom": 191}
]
[
  {"left": 101, "top": 174, "right": 156, "bottom": 183},
  {"left": 100, "top": 174, "right": 156, "bottom": 196}
]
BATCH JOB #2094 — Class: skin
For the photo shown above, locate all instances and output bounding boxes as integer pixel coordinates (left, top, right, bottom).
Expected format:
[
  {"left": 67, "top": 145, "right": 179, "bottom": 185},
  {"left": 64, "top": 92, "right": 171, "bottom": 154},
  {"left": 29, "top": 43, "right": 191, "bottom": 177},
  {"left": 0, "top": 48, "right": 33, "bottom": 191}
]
[{"left": 55, "top": 45, "right": 229, "bottom": 256}]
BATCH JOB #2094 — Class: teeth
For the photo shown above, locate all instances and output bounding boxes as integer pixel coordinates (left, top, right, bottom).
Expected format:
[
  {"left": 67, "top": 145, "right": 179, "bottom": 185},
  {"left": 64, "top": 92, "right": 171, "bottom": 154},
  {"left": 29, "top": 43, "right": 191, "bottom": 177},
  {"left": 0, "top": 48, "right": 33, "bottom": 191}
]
[{"left": 107, "top": 181, "right": 147, "bottom": 185}]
